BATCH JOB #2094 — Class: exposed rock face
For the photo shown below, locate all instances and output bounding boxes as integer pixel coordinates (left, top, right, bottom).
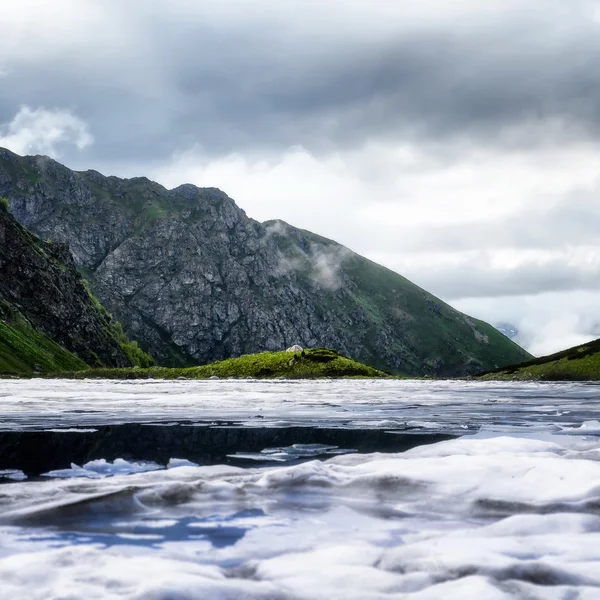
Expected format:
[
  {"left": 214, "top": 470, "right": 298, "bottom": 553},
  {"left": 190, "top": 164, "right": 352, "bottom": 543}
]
[
  {"left": 0, "top": 147, "right": 532, "bottom": 376},
  {"left": 0, "top": 199, "right": 139, "bottom": 369}
]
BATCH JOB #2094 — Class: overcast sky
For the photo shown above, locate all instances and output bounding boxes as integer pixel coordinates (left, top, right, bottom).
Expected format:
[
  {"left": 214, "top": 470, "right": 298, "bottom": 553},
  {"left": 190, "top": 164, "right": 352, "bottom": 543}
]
[{"left": 2, "top": 0, "right": 600, "bottom": 355}]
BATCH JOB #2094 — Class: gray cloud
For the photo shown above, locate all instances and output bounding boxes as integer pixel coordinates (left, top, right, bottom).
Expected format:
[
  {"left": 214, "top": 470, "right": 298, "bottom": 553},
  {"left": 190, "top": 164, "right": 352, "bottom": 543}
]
[
  {"left": 3, "top": 1, "right": 600, "bottom": 164},
  {"left": 366, "top": 188, "right": 600, "bottom": 254},
  {"left": 409, "top": 260, "right": 600, "bottom": 301}
]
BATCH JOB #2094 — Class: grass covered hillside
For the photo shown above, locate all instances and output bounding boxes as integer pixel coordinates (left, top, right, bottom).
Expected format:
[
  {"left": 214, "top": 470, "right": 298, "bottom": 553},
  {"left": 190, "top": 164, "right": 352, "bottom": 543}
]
[
  {"left": 44, "top": 348, "right": 387, "bottom": 380},
  {"left": 481, "top": 337, "right": 600, "bottom": 381},
  {"left": 0, "top": 198, "right": 153, "bottom": 374}
]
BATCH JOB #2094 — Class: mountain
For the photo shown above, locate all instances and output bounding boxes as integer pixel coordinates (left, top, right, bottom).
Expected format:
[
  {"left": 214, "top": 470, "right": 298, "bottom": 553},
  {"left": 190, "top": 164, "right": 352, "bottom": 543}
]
[
  {"left": 0, "top": 147, "right": 532, "bottom": 376},
  {"left": 0, "top": 197, "right": 152, "bottom": 374},
  {"left": 495, "top": 323, "right": 519, "bottom": 339},
  {"left": 482, "top": 337, "right": 600, "bottom": 381}
]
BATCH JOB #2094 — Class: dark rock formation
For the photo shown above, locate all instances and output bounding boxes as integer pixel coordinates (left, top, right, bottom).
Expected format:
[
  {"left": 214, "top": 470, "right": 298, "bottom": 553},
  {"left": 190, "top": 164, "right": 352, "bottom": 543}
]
[{"left": 0, "top": 147, "right": 532, "bottom": 376}]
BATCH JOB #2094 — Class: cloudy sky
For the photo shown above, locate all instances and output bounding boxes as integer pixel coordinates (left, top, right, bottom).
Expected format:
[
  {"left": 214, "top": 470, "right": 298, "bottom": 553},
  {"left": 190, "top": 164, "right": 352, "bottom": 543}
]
[{"left": 2, "top": 0, "right": 600, "bottom": 355}]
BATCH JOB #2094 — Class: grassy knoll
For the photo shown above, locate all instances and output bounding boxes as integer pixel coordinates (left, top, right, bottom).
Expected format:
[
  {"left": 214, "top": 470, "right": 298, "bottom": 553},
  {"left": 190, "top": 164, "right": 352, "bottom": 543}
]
[
  {"left": 481, "top": 337, "right": 600, "bottom": 381},
  {"left": 39, "top": 348, "right": 388, "bottom": 380}
]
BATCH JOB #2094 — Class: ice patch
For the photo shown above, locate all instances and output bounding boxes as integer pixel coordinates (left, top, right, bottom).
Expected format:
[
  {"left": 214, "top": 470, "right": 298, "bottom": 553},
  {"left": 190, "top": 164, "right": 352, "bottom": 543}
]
[
  {"left": 45, "top": 428, "right": 98, "bottom": 433},
  {"left": 561, "top": 420, "right": 600, "bottom": 435},
  {"left": 0, "top": 470, "right": 26, "bottom": 481},
  {"left": 405, "top": 420, "right": 442, "bottom": 429},
  {"left": 229, "top": 443, "right": 356, "bottom": 463},
  {"left": 167, "top": 458, "right": 199, "bottom": 469},
  {"left": 42, "top": 458, "right": 163, "bottom": 479},
  {"left": 2, "top": 378, "right": 599, "bottom": 434}
]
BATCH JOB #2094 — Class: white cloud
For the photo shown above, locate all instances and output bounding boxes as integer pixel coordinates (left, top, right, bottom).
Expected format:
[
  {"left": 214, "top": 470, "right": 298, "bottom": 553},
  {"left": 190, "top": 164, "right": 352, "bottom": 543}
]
[
  {"left": 455, "top": 291, "right": 600, "bottom": 356},
  {"left": 264, "top": 220, "right": 351, "bottom": 291},
  {"left": 153, "top": 145, "right": 375, "bottom": 239},
  {"left": 153, "top": 136, "right": 600, "bottom": 245},
  {"left": 0, "top": 106, "right": 93, "bottom": 158},
  {"left": 311, "top": 248, "right": 350, "bottom": 291}
]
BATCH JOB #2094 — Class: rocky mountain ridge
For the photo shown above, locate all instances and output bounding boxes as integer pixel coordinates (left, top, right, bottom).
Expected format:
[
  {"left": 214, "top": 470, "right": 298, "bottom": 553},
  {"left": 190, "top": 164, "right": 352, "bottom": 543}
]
[{"left": 0, "top": 147, "right": 532, "bottom": 376}]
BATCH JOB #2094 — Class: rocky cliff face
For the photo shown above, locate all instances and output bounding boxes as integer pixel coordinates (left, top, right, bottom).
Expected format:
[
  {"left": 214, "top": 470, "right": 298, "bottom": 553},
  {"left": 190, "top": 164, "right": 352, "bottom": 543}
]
[
  {"left": 0, "top": 147, "right": 532, "bottom": 376},
  {"left": 0, "top": 196, "right": 151, "bottom": 371}
]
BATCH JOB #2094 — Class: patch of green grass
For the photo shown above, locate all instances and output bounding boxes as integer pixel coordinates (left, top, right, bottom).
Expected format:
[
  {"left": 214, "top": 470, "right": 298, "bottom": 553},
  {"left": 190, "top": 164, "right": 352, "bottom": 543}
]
[
  {"left": 480, "top": 337, "right": 600, "bottom": 381},
  {"left": 40, "top": 348, "right": 387, "bottom": 380},
  {"left": 82, "top": 279, "right": 111, "bottom": 319},
  {"left": 0, "top": 152, "right": 43, "bottom": 197},
  {"left": 0, "top": 311, "right": 88, "bottom": 375},
  {"left": 112, "top": 322, "right": 154, "bottom": 368},
  {"left": 25, "top": 171, "right": 40, "bottom": 185}
]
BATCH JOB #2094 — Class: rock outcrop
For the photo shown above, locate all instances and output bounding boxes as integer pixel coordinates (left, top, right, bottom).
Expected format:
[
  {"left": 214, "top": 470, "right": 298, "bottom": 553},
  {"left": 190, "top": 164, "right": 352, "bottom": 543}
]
[{"left": 0, "top": 147, "right": 532, "bottom": 376}]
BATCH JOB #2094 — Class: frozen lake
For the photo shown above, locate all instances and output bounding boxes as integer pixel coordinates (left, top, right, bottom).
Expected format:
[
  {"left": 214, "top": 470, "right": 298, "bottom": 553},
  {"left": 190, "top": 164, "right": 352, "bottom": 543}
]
[{"left": 1, "top": 379, "right": 600, "bottom": 598}]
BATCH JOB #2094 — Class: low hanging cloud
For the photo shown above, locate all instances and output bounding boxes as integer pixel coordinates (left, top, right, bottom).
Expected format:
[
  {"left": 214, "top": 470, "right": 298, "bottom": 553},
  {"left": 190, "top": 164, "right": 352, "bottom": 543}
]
[
  {"left": 0, "top": 106, "right": 93, "bottom": 158},
  {"left": 311, "top": 249, "right": 349, "bottom": 291},
  {"left": 265, "top": 220, "right": 351, "bottom": 291}
]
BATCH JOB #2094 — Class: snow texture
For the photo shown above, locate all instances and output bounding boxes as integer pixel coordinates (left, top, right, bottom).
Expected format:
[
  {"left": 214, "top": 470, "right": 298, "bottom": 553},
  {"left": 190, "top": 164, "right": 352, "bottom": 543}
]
[{"left": 1, "top": 380, "right": 600, "bottom": 598}]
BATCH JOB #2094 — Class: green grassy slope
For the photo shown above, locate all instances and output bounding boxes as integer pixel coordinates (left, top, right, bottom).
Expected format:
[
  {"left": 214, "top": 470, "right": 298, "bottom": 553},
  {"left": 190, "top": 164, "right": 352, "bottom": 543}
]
[
  {"left": 42, "top": 348, "right": 387, "bottom": 380},
  {"left": 0, "top": 309, "right": 152, "bottom": 375},
  {"left": 481, "top": 337, "right": 600, "bottom": 381},
  {"left": 0, "top": 305, "right": 88, "bottom": 374}
]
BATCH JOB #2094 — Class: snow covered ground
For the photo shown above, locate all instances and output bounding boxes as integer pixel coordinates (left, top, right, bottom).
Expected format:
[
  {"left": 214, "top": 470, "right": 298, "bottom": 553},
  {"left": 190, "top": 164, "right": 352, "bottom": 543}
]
[
  {"left": 0, "top": 380, "right": 599, "bottom": 598},
  {"left": 0, "top": 378, "right": 598, "bottom": 433}
]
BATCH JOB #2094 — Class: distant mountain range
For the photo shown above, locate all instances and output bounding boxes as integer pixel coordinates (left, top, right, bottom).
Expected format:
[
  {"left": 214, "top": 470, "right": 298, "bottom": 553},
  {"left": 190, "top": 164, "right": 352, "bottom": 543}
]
[
  {"left": 0, "top": 147, "right": 532, "bottom": 376},
  {"left": 495, "top": 323, "right": 519, "bottom": 339}
]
